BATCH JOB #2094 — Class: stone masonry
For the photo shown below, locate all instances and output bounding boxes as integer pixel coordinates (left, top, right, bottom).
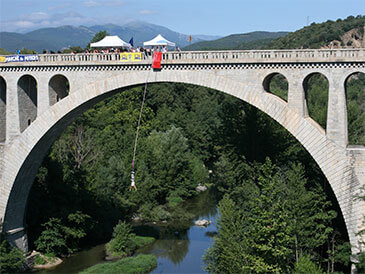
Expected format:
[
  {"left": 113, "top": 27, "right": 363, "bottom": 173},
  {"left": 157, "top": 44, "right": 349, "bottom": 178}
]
[{"left": 0, "top": 49, "right": 364, "bottom": 266}]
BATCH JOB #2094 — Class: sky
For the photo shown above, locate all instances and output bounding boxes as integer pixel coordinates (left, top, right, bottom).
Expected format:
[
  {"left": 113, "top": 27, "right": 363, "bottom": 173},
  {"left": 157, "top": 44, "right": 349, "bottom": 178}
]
[{"left": 0, "top": 0, "right": 364, "bottom": 36}]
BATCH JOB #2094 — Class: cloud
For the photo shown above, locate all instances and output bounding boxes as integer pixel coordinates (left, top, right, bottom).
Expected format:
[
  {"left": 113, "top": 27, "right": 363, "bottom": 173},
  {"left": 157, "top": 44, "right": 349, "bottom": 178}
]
[
  {"left": 83, "top": 0, "right": 125, "bottom": 7},
  {"left": 83, "top": 0, "right": 100, "bottom": 7},
  {"left": 139, "top": 9, "right": 156, "bottom": 15},
  {"left": 48, "top": 3, "right": 73, "bottom": 11},
  {"left": 0, "top": 11, "right": 91, "bottom": 32},
  {"left": 28, "top": 12, "right": 50, "bottom": 21}
]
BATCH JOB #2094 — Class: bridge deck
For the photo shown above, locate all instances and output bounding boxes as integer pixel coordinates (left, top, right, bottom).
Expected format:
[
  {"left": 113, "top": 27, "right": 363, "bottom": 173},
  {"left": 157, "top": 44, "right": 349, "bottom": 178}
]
[{"left": 1, "top": 49, "right": 365, "bottom": 66}]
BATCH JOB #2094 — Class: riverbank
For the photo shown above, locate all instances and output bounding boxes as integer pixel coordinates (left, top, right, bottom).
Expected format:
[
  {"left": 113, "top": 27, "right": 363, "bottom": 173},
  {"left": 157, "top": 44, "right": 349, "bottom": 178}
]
[
  {"left": 36, "top": 189, "right": 218, "bottom": 273},
  {"left": 80, "top": 254, "right": 157, "bottom": 274}
]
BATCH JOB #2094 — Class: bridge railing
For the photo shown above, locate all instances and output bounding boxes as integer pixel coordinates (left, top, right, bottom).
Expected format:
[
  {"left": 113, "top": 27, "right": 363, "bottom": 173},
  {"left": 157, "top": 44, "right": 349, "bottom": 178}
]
[{"left": 2, "top": 49, "right": 365, "bottom": 65}]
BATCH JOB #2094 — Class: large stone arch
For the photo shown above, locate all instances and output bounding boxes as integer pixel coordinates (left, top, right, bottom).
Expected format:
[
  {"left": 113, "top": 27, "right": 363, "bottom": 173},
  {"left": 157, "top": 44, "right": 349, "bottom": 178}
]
[
  {"left": 0, "top": 69, "right": 359, "bottom": 254},
  {"left": 0, "top": 76, "right": 6, "bottom": 143}
]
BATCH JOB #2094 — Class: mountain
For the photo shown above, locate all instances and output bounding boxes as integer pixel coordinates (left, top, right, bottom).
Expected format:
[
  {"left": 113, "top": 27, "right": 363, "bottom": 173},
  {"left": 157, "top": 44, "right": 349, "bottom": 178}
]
[
  {"left": 89, "top": 21, "right": 219, "bottom": 47},
  {"left": 263, "top": 15, "right": 365, "bottom": 49},
  {"left": 0, "top": 21, "right": 219, "bottom": 53},
  {"left": 183, "top": 31, "right": 288, "bottom": 51}
]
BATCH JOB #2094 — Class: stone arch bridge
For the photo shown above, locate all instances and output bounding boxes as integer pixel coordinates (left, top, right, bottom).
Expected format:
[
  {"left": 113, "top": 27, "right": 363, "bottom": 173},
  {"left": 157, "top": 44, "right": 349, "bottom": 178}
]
[{"left": 0, "top": 49, "right": 364, "bottom": 258}]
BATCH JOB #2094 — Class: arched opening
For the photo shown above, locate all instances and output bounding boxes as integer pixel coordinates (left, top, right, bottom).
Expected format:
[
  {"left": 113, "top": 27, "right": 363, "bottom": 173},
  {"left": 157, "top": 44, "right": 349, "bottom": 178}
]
[
  {"left": 345, "top": 72, "right": 365, "bottom": 145},
  {"left": 49, "top": 75, "right": 70, "bottom": 106},
  {"left": 263, "top": 72, "right": 288, "bottom": 102},
  {"left": 0, "top": 76, "right": 6, "bottom": 142},
  {"left": 17, "top": 75, "right": 37, "bottom": 133},
  {"left": 303, "top": 73, "right": 329, "bottom": 129}
]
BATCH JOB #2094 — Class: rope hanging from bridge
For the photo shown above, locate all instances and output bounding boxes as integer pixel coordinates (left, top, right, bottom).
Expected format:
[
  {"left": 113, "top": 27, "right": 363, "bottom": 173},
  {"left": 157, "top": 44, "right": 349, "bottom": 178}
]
[{"left": 130, "top": 67, "right": 152, "bottom": 191}]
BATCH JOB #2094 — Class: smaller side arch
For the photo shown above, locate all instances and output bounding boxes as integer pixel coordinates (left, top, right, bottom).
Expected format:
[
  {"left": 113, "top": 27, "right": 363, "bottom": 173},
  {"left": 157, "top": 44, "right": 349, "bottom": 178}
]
[
  {"left": 303, "top": 72, "right": 329, "bottom": 130},
  {"left": 263, "top": 72, "right": 288, "bottom": 102},
  {"left": 0, "top": 76, "right": 6, "bottom": 142},
  {"left": 18, "top": 75, "right": 37, "bottom": 133},
  {"left": 49, "top": 74, "right": 70, "bottom": 106},
  {"left": 344, "top": 71, "right": 365, "bottom": 146}
]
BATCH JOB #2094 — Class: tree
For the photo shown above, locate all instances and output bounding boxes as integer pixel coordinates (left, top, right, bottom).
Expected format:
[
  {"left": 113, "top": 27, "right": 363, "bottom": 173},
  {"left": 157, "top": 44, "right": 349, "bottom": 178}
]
[
  {"left": 87, "top": 30, "right": 109, "bottom": 49},
  {"left": 293, "top": 255, "right": 324, "bottom": 274},
  {"left": 107, "top": 221, "right": 136, "bottom": 257},
  {"left": 0, "top": 226, "right": 25, "bottom": 273},
  {"left": 204, "top": 159, "right": 337, "bottom": 273}
]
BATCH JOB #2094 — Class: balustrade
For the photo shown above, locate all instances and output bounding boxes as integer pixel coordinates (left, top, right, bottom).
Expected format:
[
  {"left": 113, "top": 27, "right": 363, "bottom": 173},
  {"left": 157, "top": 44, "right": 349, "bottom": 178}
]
[{"left": 1, "top": 49, "right": 364, "bottom": 66}]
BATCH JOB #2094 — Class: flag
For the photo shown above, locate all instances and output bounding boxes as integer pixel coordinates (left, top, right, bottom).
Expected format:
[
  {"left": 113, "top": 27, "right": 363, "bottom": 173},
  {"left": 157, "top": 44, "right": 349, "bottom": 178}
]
[
  {"left": 188, "top": 35, "right": 191, "bottom": 43},
  {"left": 129, "top": 37, "right": 134, "bottom": 47}
]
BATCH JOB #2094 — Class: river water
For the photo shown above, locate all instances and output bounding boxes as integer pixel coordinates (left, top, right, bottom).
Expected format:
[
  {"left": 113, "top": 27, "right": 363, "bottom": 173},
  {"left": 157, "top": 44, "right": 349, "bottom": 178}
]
[{"left": 39, "top": 190, "right": 218, "bottom": 273}]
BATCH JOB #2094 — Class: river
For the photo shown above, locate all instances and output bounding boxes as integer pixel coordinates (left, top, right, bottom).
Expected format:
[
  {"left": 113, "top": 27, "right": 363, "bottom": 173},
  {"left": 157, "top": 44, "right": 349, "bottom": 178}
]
[{"left": 38, "top": 189, "right": 218, "bottom": 273}]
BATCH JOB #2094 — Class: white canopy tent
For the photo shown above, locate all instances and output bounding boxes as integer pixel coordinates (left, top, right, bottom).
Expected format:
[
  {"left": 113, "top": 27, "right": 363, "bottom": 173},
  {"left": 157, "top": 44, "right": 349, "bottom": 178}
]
[
  {"left": 143, "top": 34, "right": 176, "bottom": 47},
  {"left": 90, "top": 35, "right": 131, "bottom": 48}
]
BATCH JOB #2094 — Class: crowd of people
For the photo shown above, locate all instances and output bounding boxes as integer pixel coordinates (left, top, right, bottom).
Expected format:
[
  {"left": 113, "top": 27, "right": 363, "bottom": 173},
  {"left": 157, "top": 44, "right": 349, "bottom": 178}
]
[{"left": 39, "top": 45, "right": 181, "bottom": 55}]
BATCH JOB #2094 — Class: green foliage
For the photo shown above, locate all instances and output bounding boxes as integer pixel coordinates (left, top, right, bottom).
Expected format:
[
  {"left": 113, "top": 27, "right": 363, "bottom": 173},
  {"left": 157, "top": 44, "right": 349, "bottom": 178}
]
[
  {"left": 35, "top": 218, "right": 67, "bottom": 255},
  {"left": 34, "top": 254, "right": 47, "bottom": 265},
  {"left": 293, "top": 255, "right": 324, "bottom": 274},
  {"left": 265, "top": 15, "right": 365, "bottom": 49},
  {"left": 0, "top": 239, "right": 25, "bottom": 273},
  {"left": 356, "top": 252, "right": 365, "bottom": 273},
  {"left": 0, "top": 48, "right": 11, "bottom": 55},
  {"left": 346, "top": 73, "right": 365, "bottom": 145},
  {"left": 107, "top": 222, "right": 136, "bottom": 257},
  {"left": 305, "top": 74, "right": 329, "bottom": 129},
  {"left": 205, "top": 159, "right": 337, "bottom": 273},
  {"left": 184, "top": 31, "right": 288, "bottom": 51},
  {"left": 87, "top": 30, "right": 109, "bottom": 49},
  {"left": 80, "top": 254, "right": 157, "bottom": 274},
  {"left": 34, "top": 211, "right": 91, "bottom": 256},
  {"left": 133, "top": 236, "right": 155, "bottom": 248},
  {"left": 20, "top": 48, "right": 37, "bottom": 54},
  {"left": 268, "top": 74, "right": 288, "bottom": 101},
  {"left": 62, "top": 46, "right": 84, "bottom": 53},
  {"left": 167, "top": 195, "right": 184, "bottom": 208}
]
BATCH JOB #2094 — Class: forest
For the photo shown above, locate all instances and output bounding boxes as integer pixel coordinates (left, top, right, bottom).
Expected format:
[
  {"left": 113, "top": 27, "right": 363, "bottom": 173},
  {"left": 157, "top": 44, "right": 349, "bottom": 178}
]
[{"left": 1, "top": 16, "right": 365, "bottom": 274}]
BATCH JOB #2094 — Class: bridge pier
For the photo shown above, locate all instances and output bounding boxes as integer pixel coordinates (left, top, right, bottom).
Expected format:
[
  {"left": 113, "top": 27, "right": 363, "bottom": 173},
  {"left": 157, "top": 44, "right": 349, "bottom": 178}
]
[
  {"left": 5, "top": 77, "right": 20, "bottom": 142},
  {"left": 287, "top": 73, "right": 307, "bottom": 117},
  {"left": 5, "top": 227, "right": 28, "bottom": 252},
  {"left": 327, "top": 72, "right": 348, "bottom": 148}
]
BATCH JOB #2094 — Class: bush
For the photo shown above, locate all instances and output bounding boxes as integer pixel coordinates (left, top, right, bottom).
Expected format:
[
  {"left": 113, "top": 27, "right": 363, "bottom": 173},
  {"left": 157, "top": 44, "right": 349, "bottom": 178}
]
[
  {"left": 167, "top": 195, "right": 183, "bottom": 208},
  {"left": 293, "top": 255, "right": 324, "bottom": 274},
  {"left": 80, "top": 254, "right": 157, "bottom": 274},
  {"left": 107, "top": 222, "right": 136, "bottom": 257},
  {"left": 356, "top": 252, "right": 365, "bottom": 273},
  {"left": 133, "top": 236, "right": 155, "bottom": 248},
  {"left": 151, "top": 205, "right": 171, "bottom": 221},
  {"left": 0, "top": 239, "right": 25, "bottom": 273},
  {"left": 34, "top": 254, "right": 47, "bottom": 265},
  {"left": 35, "top": 218, "right": 68, "bottom": 256}
]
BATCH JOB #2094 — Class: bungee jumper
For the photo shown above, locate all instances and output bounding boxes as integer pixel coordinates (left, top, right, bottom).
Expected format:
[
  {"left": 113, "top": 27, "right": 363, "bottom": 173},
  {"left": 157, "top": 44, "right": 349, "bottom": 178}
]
[
  {"left": 129, "top": 71, "right": 150, "bottom": 191},
  {"left": 129, "top": 168, "right": 137, "bottom": 191},
  {"left": 129, "top": 35, "right": 176, "bottom": 191}
]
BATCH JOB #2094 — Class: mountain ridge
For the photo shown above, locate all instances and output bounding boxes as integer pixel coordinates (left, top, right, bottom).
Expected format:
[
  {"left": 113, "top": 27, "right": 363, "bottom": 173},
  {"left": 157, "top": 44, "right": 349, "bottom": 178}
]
[{"left": 0, "top": 21, "right": 220, "bottom": 53}]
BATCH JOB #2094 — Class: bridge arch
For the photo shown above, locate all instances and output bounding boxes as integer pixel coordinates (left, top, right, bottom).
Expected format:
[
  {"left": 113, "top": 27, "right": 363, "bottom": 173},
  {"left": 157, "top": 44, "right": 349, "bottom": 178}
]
[
  {"left": 49, "top": 74, "right": 70, "bottom": 106},
  {"left": 263, "top": 72, "right": 289, "bottom": 102},
  {"left": 0, "top": 69, "right": 359, "bottom": 254},
  {"left": 17, "top": 75, "right": 37, "bottom": 132},
  {"left": 344, "top": 71, "right": 365, "bottom": 146},
  {"left": 0, "top": 76, "right": 6, "bottom": 142},
  {"left": 303, "top": 72, "right": 329, "bottom": 129}
]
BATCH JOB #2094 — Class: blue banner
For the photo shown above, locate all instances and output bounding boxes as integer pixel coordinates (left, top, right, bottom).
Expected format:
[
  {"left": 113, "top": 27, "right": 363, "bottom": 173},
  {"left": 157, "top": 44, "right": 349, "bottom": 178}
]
[{"left": 1, "top": 55, "right": 39, "bottom": 63}]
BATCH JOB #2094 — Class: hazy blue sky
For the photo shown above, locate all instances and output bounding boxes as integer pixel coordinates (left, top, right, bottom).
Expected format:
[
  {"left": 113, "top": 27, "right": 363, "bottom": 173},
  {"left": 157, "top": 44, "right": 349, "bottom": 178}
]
[{"left": 0, "top": 0, "right": 363, "bottom": 35}]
